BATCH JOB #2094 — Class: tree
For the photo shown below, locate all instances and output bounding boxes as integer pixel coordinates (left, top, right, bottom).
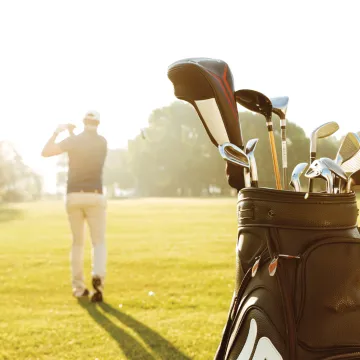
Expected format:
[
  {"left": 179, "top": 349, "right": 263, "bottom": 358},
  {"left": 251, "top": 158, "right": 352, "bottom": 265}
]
[{"left": 0, "top": 141, "right": 43, "bottom": 202}]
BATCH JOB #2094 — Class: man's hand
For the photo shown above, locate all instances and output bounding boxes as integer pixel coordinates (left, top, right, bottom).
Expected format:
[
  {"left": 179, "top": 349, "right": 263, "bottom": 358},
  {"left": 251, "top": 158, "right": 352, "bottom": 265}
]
[{"left": 55, "top": 124, "right": 70, "bottom": 135}]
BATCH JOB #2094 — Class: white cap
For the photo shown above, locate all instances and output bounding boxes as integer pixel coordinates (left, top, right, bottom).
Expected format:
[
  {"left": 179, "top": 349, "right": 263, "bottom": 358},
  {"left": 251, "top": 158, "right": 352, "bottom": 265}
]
[{"left": 84, "top": 110, "right": 100, "bottom": 122}]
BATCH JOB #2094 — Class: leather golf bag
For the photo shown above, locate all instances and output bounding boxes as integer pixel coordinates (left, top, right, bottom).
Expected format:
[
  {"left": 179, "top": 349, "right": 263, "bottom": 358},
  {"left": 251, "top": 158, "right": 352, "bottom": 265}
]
[
  {"left": 167, "top": 57, "right": 245, "bottom": 190},
  {"left": 215, "top": 188, "right": 360, "bottom": 360}
]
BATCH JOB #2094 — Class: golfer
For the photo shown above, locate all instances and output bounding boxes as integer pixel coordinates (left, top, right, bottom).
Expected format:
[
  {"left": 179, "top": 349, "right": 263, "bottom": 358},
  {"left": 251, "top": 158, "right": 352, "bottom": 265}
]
[{"left": 41, "top": 111, "right": 108, "bottom": 302}]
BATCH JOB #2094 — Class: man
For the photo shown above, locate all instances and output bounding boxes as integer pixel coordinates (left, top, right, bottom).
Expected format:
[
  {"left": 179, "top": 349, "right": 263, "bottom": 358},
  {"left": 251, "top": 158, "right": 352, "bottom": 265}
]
[{"left": 41, "top": 111, "right": 108, "bottom": 302}]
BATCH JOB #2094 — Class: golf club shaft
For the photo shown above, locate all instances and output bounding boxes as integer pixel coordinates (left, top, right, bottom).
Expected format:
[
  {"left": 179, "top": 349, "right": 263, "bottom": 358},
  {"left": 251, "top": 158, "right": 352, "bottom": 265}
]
[
  {"left": 308, "top": 154, "right": 316, "bottom": 192},
  {"left": 249, "top": 155, "right": 259, "bottom": 187},
  {"left": 268, "top": 130, "right": 282, "bottom": 190},
  {"left": 244, "top": 168, "right": 251, "bottom": 187},
  {"left": 281, "top": 120, "right": 287, "bottom": 189}
]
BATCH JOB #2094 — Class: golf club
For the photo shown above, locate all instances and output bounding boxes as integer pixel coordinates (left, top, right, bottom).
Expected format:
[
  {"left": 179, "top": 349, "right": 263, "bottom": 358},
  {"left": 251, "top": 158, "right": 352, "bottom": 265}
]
[
  {"left": 305, "top": 159, "right": 334, "bottom": 194},
  {"left": 235, "top": 89, "right": 282, "bottom": 190},
  {"left": 218, "top": 142, "right": 250, "bottom": 169},
  {"left": 335, "top": 132, "right": 360, "bottom": 165},
  {"left": 320, "top": 157, "right": 348, "bottom": 193},
  {"left": 346, "top": 169, "right": 360, "bottom": 193},
  {"left": 332, "top": 132, "right": 360, "bottom": 192},
  {"left": 289, "top": 162, "right": 308, "bottom": 192},
  {"left": 271, "top": 96, "right": 289, "bottom": 189},
  {"left": 340, "top": 132, "right": 360, "bottom": 173},
  {"left": 308, "top": 121, "right": 339, "bottom": 193},
  {"left": 245, "top": 138, "right": 259, "bottom": 187},
  {"left": 168, "top": 57, "right": 246, "bottom": 190}
]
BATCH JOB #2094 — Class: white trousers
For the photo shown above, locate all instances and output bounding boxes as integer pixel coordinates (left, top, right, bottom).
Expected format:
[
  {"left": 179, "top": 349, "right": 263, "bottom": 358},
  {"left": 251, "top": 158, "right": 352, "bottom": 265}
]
[{"left": 65, "top": 192, "right": 107, "bottom": 292}]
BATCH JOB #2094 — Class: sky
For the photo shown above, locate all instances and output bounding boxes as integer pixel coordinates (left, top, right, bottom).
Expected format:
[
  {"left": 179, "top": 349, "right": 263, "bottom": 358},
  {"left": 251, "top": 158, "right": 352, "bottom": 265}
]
[{"left": 1, "top": 0, "right": 359, "bottom": 192}]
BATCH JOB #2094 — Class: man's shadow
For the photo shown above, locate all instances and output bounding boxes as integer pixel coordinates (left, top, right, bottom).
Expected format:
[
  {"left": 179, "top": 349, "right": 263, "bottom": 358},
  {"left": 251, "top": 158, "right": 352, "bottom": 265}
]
[{"left": 78, "top": 300, "right": 191, "bottom": 360}]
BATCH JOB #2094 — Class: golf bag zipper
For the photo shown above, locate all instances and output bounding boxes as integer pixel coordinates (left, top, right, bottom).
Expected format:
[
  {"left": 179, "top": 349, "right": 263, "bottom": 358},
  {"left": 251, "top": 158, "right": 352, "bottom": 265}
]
[
  {"left": 266, "top": 228, "right": 300, "bottom": 360},
  {"left": 269, "top": 253, "right": 299, "bottom": 360}
]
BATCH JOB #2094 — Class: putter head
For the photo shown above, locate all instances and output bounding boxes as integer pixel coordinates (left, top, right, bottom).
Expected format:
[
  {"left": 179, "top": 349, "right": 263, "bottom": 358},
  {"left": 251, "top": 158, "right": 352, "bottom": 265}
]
[
  {"left": 270, "top": 96, "right": 289, "bottom": 119},
  {"left": 305, "top": 159, "right": 334, "bottom": 193},
  {"left": 310, "top": 121, "right": 339, "bottom": 154},
  {"left": 218, "top": 142, "right": 250, "bottom": 169},
  {"left": 335, "top": 132, "right": 360, "bottom": 165},
  {"left": 320, "top": 157, "right": 348, "bottom": 182},
  {"left": 235, "top": 89, "right": 273, "bottom": 120},
  {"left": 289, "top": 162, "right": 308, "bottom": 192}
]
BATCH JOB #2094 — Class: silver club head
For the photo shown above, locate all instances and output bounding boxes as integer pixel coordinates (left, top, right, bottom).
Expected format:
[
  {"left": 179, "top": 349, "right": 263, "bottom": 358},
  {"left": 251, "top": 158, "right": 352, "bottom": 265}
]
[
  {"left": 310, "top": 121, "right": 339, "bottom": 155},
  {"left": 305, "top": 159, "right": 334, "bottom": 193},
  {"left": 270, "top": 96, "right": 289, "bottom": 119},
  {"left": 308, "top": 121, "right": 339, "bottom": 194},
  {"left": 335, "top": 132, "right": 360, "bottom": 165},
  {"left": 289, "top": 163, "right": 308, "bottom": 192},
  {"left": 245, "top": 138, "right": 259, "bottom": 187},
  {"left": 218, "top": 142, "right": 250, "bottom": 169},
  {"left": 319, "top": 157, "right": 348, "bottom": 182}
]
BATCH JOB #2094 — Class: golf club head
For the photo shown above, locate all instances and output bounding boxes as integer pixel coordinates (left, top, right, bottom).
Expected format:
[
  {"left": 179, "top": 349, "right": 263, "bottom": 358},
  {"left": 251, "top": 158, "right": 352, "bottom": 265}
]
[
  {"left": 310, "top": 121, "right": 339, "bottom": 154},
  {"left": 235, "top": 89, "right": 273, "bottom": 120},
  {"left": 308, "top": 121, "right": 339, "bottom": 193},
  {"left": 218, "top": 142, "right": 250, "bottom": 169},
  {"left": 335, "top": 132, "right": 360, "bottom": 165},
  {"left": 346, "top": 169, "right": 360, "bottom": 192},
  {"left": 305, "top": 159, "right": 334, "bottom": 193},
  {"left": 289, "top": 162, "right": 308, "bottom": 192},
  {"left": 342, "top": 151, "right": 360, "bottom": 174},
  {"left": 245, "top": 138, "right": 259, "bottom": 154},
  {"left": 270, "top": 96, "right": 289, "bottom": 119},
  {"left": 320, "top": 157, "right": 348, "bottom": 182},
  {"left": 245, "top": 138, "right": 259, "bottom": 187}
]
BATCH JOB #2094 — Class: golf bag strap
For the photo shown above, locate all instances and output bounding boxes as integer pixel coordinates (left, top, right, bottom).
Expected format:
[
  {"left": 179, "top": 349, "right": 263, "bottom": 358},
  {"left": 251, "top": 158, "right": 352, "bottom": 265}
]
[{"left": 238, "top": 188, "right": 358, "bottom": 230}]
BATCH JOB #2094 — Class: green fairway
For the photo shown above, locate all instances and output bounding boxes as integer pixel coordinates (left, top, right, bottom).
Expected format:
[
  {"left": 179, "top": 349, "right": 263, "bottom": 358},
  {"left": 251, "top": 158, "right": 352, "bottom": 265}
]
[{"left": 0, "top": 198, "right": 239, "bottom": 360}]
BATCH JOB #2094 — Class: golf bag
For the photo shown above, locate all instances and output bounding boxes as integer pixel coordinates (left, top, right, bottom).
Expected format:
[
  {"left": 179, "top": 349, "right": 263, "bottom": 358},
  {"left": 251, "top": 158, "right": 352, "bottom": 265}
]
[
  {"left": 215, "top": 188, "right": 360, "bottom": 360},
  {"left": 167, "top": 57, "right": 245, "bottom": 190}
]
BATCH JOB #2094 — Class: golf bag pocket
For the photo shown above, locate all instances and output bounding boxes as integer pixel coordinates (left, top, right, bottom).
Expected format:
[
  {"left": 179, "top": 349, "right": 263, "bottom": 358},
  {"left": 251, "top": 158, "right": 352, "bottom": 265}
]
[
  {"left": 215, "top": 188, "right": 360, "bottom": 360},
  {"left": 295, "top": 237, "right": 360, "bottom": 351}
]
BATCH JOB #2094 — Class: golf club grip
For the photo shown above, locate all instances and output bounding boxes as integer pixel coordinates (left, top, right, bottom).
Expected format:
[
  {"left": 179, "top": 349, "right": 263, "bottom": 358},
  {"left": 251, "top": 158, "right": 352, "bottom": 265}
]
[{"left": 268, "top": 131, "right": 282, "bottom": 190}]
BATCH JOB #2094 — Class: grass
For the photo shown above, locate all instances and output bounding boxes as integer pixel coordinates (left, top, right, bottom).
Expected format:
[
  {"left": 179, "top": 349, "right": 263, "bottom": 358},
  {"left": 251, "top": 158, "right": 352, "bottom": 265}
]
[{"left": 0, "top": 198, "right": 239, "bottom": 360}]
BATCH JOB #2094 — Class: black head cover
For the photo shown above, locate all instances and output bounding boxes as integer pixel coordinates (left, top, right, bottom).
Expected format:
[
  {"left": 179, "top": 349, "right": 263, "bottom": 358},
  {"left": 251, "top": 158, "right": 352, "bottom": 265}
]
[
  {"left": 235, "top": 89, "right": 273, "bottom": 119},
  {"left": 167, "top": 57, "right": 243, "bottom": 149}
]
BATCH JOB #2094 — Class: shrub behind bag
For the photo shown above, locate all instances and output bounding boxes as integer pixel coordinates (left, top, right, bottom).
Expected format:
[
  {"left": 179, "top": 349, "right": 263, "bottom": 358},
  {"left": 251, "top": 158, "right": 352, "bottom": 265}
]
[{"left": 215, "top": 188, "right": 360, "bottom": 360}]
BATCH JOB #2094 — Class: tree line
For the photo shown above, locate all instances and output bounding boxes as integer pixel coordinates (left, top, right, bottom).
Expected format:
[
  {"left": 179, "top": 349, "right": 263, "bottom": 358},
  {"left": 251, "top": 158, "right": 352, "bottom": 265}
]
[
  {"left": 57, "top": 101, "right": 340, "bottom": 197},
  {"left": 0, "top": 100, "right": 340, "bottom": 201}
]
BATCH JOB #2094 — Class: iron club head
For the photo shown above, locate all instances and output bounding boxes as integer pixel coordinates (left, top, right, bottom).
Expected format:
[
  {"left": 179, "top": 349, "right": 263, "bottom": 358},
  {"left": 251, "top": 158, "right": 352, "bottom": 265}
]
[
  {"left": 245, "top": 138, "right": 259, "bottom": 187},
  {"left": 335, "top": 132, "right": 360, "bottom": 165},
  {"left": 289, "top": 163, "right": 308, "bottom": 192},
  {"left": 305, "top": 159, "right": 334, "bottom": 194},
  {"left": 218, "top": 142, "right": 250, "bottom": 169}
]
